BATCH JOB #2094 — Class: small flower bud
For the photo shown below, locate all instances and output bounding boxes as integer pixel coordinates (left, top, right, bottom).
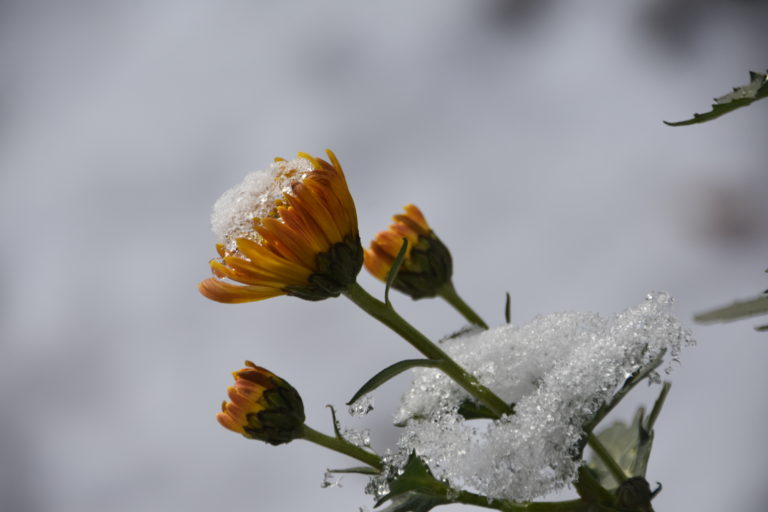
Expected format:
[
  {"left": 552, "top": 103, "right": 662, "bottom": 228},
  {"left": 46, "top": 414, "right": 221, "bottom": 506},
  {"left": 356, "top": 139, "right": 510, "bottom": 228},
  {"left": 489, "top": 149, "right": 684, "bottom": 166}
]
[
  {"left": 616, "top": 476, "right": 654, "bottom": 512},
  {"left": 217, "top": 361, "right": 305, "bottom": 445},
  {"left": 365, "top": 205, "right": 452, "bottom": 299}
]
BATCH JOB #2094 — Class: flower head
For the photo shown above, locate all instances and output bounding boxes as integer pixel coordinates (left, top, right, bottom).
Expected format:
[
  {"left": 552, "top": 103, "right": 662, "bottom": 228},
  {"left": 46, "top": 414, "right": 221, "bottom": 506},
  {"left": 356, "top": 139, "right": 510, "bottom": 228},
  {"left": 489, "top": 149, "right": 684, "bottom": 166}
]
[
  {"left": 364, "top": 204, "right": 452, "bottom": 299},
  {"left": 217, "top": 361, "right": 305, "bottom": 445},
  {"left": 199, "top": 150, "right": 363, "bottom": 303}
]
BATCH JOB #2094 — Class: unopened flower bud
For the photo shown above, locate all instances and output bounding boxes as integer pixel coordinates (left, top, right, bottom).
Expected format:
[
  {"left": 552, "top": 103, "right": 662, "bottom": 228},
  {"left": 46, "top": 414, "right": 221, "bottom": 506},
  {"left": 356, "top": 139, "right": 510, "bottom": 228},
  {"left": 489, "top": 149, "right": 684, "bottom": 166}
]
[
  {"left": 217, "top": 361, "right": 305, "bottom": 445},
  {"left": 364, "top": 204, "right": 452, "bottom": 299}
]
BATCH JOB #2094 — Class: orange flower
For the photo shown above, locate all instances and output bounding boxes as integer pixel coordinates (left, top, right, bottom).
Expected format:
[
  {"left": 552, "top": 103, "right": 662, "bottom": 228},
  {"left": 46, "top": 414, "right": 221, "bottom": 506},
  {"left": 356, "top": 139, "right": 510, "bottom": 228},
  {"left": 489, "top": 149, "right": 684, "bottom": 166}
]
[
  {"left": 364, "top": 205, "right": 453, "bottom": 299},
  {"left": 199, "top": 150, "right": 362, "bottom": 303},
  {"left": 217, "top": 361, "right": 305, "bottom": 445}
]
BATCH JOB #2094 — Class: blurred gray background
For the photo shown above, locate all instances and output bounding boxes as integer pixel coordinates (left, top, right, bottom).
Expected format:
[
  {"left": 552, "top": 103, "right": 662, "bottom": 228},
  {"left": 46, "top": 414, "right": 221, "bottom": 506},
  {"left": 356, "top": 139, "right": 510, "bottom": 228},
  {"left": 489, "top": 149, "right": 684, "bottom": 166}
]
[{"left": 1, "top": 1, "right": 767, "bottom": 511}]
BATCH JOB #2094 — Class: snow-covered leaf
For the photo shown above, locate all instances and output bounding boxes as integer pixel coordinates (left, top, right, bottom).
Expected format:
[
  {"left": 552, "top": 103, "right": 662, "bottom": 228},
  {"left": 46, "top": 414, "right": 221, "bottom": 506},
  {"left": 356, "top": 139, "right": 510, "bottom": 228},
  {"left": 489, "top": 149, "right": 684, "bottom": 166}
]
[{"left": 665, "top": 70, "right": 768, "bottom": 126}]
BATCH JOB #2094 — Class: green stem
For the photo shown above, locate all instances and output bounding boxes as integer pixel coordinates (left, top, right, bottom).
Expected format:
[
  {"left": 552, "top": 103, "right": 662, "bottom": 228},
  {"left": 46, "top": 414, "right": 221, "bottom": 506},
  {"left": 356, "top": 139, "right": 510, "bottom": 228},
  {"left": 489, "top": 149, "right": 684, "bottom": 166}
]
[
  {"left": 438, "top": 281, "right": 489, "bottom": 329},
  {"left": 300, "top": 425, "right": 383, "bottom": 471},
  {"left": 344, "top": 282, "right": 512, "bottom": 418},
  {"left": 455, "top": 490, "right": 588, "bottom": 511},
  {"left": 587, "top": 432, "right": 627, "bottom": 485},
  {"left": 582, "top": 351, "right": 666, "bottom": 436}
]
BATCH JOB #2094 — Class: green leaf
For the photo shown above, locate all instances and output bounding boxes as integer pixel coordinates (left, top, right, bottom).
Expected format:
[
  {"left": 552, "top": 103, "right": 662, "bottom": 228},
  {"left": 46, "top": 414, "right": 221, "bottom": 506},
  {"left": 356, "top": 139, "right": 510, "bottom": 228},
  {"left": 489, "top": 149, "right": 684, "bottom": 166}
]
[
  {"left": 694, "top": 294, "right": 768, "bottom": 323},
  {"left": 327, "top": 466, "right": 380, "bottom": 475},
  {"left": 665, "top": 70, "right": 768, "bottom": 126},
  {"left": 385, "top": 238, "right": 409, "bottom": 305},
  {"left": 347, "top": 359, "right": 443, "bottom": 406},
  {"left": 377, "top": 492, "right": 448, "bottom": 512},
  {"left": 505, "top": 292, "right": 511, "bottom": 324},
  {"left": 756, "top": 324, "right": 768, "bottom": 332},
  {"left": 376, "top": 452, "right": 445, "bottom": 507},
  {"left": 644, "top": 382, "right": 671, "bottom": 434},
  {"left": 588, "top": 405, "right": 657, "bottom": 489},
  {"left": 457, "top": 399, "right": 509, "bottom": 420}
]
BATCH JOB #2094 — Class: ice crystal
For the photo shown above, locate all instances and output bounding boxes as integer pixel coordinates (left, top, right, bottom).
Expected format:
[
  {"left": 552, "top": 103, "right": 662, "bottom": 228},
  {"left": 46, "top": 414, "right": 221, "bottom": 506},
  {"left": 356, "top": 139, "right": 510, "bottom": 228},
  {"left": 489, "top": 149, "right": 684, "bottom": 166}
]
[
  {"left": 321, "top": 470, "right": 343, "bottom": 489},
  {"left": 211, "top": 157, "right": 314, "bottom": 252},
  {"left": 348, "top": 394, "right": 375, "bottom": 417},
  {"left": 342, "top": 427, "right": 372, "bottom": 448},
  {"left": 390, "top": 292, "right": 692, "bottom": 501}
]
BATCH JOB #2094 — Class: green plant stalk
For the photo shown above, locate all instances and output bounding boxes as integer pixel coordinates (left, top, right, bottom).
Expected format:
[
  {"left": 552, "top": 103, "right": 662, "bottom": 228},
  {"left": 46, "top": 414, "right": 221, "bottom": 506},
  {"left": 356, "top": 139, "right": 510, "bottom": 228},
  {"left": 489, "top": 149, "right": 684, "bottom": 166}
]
[
  {"left": 410, "top": 472, "right": 590, "bottom": 511},
  {"left": 301, "top": 425, "right": 383, "bottom": 471},
  {"left": 438, "top": 281, "right": 489, "bottom": 329},
  {"left": 587, "top": 432, "right": 627, "bottom": 485},
  {"left": 344, "top": 282, "right": 512, "bottom": 417},
  {"left": 455, "top": 491, "right": 589, "bottom": 512},
  {"left": 582, "top": 351, "right": 665, "bottom": 436}
]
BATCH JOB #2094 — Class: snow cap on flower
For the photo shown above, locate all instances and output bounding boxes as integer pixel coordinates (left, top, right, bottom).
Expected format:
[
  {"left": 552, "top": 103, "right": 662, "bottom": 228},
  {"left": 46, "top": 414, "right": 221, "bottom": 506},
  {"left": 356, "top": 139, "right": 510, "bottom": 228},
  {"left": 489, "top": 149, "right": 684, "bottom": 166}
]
[
  {"left": 217, "top": 361, "right": 305, "bottom": 445},
  {"left": 364, "top": 204, "right": 452, "bottom": 299},
  {"left": 199, "top": 150, "right": 363, "bottom": 303},
  {"left": 387, "top": 292, "right": 693, "bottom": 501}
]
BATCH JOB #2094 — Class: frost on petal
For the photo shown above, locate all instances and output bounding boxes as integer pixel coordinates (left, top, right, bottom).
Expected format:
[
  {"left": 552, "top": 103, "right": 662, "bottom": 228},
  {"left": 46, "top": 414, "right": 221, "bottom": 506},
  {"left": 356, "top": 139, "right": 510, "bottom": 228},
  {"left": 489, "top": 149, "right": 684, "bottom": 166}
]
[
  {"left": 211, "top": 157, "right": 314, "bottom": 252},
  {"left": 391, "top": 292, "right": 693, "bottom": 501}
]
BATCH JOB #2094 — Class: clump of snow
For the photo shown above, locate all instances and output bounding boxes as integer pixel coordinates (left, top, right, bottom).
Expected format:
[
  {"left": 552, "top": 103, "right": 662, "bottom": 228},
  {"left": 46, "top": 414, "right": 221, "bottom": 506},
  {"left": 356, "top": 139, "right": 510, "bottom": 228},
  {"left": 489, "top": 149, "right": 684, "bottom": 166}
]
[
  {"left": 348, "top": 394, "right": 375, "bottom": 417},
  {"left": 385, "top": 292, "right": 692, "bottom": 501},
  {"left": 211, "top": 157, "right": 314, "bottom": 252},
  {"left": 342, "top": 427, "right": 372, "bottom": 448}
]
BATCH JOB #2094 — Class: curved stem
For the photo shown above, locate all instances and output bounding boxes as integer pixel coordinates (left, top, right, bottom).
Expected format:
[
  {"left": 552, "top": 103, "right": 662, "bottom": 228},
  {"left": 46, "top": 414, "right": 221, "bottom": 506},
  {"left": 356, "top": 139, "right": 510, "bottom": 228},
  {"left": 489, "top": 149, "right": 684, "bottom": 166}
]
[
  {"left": 438, "top": 281, "right": 489, "bottom": 329},
  {"left": 344, "top": 282, "right": 512, "bottom": 417},
  {"left": 587, "top": 432, "right": 627, "bottom": 485},
  {"left": 455, "top": 490, "right": 588, "bottom": 511},
  {"left": 300, "top": 425, "right": 383, "bottom": 471}
]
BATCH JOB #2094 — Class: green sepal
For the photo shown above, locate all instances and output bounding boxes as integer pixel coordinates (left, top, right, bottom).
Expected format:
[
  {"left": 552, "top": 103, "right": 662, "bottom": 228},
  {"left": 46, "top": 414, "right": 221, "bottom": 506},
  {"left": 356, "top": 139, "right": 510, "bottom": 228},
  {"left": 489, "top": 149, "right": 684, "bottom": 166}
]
[
  {"left": 327, "top": 466, "right": 380, "bottom": 475},
  {"left": 242, "top": 383, "right": 305, "bottom": 446},
  {"left": 389, "top": 234, "right": 453, "bottom": 300},
  {"left": 376, "top": 452, "right": 444, "bottom": 507},
  {"left": 665, "top": 70, "right": 768, "bottom": 126},
  {"left": 386, "top": 238, "right": 409, "bottom": 306},
  {"left": 377, "top": 491, "right": 448, "bottom": 512},
  {"left": 285, "top": 236, "right": 363, "bottom": 300},
  {"left": 325, "top": 404, "right": 344, "bottom": 439},
  {"left": 347, "top": 359, "right": 444, "bottom": 406}
]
